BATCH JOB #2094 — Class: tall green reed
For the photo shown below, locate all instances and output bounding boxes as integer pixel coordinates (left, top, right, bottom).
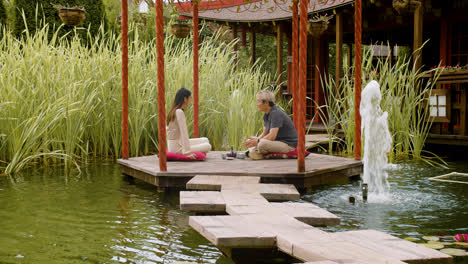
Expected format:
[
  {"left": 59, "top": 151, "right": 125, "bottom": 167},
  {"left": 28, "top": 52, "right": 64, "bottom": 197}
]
[
  {"left": 320, "top": 45, "right": 443, "bottom": 163},
  {"left": 0, "top": 24, "right": 271, "bottom": 175}
]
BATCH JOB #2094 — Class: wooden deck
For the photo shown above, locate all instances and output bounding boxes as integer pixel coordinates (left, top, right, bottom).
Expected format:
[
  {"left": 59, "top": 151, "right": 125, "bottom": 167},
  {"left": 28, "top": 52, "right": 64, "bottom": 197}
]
[{"left": 117, "top": 151, "right": 363, "bottom": 190}]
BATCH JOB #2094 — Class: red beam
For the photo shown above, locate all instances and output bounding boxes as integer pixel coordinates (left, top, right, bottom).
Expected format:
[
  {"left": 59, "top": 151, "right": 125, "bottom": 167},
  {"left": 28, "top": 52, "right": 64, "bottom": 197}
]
[
  {"left": 121, "top": 0, "right": 129, "bottom": 160},
  {"left": 354, "top": 0, "right": 362, "bottom": 160},
  {"left": 193, "top": 1, "right": 200, "bottom": 138},
  {"left": 297, "top": 0, "right": 307, "bottom": 173},
  {"left": 292, "top": 0, "right": 298, "bottom": 129},
  {"left": 155, "top": 0, "right": 167, "bottom": 171}
]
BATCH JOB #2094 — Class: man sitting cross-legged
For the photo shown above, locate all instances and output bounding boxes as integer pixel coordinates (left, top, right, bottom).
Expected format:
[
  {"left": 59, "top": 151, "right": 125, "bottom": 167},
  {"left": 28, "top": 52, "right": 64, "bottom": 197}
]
[{"left": 242, "top": 90, "right": 298, "bottom": 160}]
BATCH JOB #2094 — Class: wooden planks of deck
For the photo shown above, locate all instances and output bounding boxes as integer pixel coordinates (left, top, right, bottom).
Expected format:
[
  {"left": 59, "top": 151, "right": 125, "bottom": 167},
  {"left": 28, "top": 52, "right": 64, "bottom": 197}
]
[{"left": 118, "top": 151, "right": 363, "bottom": 190}]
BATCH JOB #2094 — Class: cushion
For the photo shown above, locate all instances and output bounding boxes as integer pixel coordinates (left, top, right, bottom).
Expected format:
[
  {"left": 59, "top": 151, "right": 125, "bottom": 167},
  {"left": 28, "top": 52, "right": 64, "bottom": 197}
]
[
  {"left": 159, "top": 151, "right": 206, "bottom": 161},
  {"left": 264, "top": 149, "right": 311, "bottom": 159}
]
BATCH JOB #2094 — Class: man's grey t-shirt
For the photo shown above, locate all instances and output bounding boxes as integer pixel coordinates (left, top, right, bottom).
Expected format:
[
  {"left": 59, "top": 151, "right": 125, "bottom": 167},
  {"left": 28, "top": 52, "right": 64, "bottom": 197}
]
[{"left": 263, "top": 105, "right": 298, "bottom": 147}]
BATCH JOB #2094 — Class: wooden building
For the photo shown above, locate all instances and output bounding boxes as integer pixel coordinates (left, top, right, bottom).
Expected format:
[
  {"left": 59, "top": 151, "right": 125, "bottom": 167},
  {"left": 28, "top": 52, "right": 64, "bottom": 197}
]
[{"left": 176, "top": 0, "right": 468, "bottom": 146}]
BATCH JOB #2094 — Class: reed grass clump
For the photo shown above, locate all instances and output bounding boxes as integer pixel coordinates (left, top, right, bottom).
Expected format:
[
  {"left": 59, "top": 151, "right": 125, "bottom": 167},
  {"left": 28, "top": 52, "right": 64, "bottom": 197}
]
[
  {"left": 0, "top": 24, "right": 272, "bottom": 175},
  {"left": 319, "top": 45, "right": 444, "bottom": 164}
]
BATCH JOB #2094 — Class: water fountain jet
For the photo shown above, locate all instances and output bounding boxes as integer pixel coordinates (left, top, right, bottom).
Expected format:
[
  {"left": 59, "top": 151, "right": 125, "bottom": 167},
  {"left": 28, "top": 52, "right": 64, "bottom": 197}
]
[{"left": 360, "top": 80, "right": 393, "bottom": 198}]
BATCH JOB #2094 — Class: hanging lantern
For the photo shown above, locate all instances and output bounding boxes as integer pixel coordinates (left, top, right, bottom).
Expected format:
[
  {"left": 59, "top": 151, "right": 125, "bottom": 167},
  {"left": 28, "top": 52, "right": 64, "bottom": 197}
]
[{"left": 52, "top": 4, "right": 86, "bottom": 26}]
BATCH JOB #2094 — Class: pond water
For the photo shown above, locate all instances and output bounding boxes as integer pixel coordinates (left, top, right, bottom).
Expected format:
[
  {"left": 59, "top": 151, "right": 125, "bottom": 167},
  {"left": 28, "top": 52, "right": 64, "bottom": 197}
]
[{"left": 0, "top": 159, "right": 467, "bottom": 264}]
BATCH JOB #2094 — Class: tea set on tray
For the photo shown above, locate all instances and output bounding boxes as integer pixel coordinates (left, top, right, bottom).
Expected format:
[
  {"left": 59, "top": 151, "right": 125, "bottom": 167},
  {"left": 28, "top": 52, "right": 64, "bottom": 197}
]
[{"left": 221, "top": 146, "right": 246, "bottom": 160}]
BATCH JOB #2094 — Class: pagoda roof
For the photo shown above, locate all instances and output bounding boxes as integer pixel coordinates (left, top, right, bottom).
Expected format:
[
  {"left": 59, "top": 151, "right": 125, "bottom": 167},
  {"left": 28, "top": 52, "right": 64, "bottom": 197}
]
[{"left": 177, "top": 0, "right": 353, "bottom": 22}]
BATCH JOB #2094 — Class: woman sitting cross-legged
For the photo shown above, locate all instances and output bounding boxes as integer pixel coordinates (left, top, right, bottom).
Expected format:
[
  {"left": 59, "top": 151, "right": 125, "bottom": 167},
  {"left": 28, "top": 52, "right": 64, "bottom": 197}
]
[{"left": 166, "top": 87, "right": 211, "bottom": 159}]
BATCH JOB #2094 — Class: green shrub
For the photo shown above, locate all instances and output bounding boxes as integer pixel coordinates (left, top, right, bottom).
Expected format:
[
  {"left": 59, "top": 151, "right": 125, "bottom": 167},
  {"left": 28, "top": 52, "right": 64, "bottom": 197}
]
[
  {"left": 0, "top": 0, "right": 6, "bottom": 26},
  {"left": 14, "top": 0, "right": 107, "bottom": 39}
]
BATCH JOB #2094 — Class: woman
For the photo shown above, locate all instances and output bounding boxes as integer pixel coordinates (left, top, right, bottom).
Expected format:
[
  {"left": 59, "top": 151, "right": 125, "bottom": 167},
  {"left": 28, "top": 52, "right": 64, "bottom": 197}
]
[{"left": 166, "top": 88, "right": 211, "bottom": 159}]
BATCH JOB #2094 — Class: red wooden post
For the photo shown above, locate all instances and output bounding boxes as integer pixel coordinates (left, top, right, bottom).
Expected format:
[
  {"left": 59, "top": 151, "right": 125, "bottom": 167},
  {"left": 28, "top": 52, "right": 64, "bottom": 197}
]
[
  {"left": 292, "top": 0, "right": 298, "bottom": 129},
  {"left": 121, "top": 0, "right": 129, "bottom": 160},
  {"left": 297, "top": 0, "right": 307, "bottom": 173},
  {"left": 354, "top": 0, "right": 362, "bottom": 160},
  {"left": 193, "top": 0, "right": 200, "bottom": 138},
  {"left": 155, "top": 0, "right": 167, "bottom": 171}
]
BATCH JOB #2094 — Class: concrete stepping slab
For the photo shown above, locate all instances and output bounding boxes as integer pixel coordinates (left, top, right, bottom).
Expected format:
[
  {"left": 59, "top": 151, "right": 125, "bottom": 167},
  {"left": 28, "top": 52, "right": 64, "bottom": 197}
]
[
  {"left": 292, "top": 241, "right": 406, "bottom": 264},
  {"left": 186, "top": 175, "right": 260, "bottom": 191},
  {"left": 221, "top": 189, "right": 270, "bottom": 206},
  {"left": 271, "top": 202, "right": 340, "bottom": 226},
  {"left": 189, "top": 215, "right": 276, "bottom": 248},
  {"left": 331, "top": 230, "right": 452, "bottom": 264},
  {"left": 222, "top": 183, "right": 300, "bottom": 201},
  {"left": 297, "top": 260, "right": 338, "bottom": 264},
  {"left": 180, "top": 191, "right": 225, "bottom": 213}
]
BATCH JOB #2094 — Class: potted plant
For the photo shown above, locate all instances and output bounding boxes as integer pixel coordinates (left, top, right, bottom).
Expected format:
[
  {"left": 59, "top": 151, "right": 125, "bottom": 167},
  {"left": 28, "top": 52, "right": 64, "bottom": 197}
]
[
  {"left": 392, "top": 0, "right": 421, "bottom": 15},
  {"left": 168, "top": 8, "right": 191, "bottom": 38},
  {"left": 307, "top": 14, "right": 333, "bottom": 38},
  {"left": 52, "top": 4, "right": 86, "bottom": 26}
]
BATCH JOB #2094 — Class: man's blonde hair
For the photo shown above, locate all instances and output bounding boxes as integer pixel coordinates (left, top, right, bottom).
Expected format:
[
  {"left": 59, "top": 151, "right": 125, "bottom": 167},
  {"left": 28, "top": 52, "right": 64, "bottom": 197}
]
[{"left": 256, "top": 90, "right": 275, "bottom": 104}]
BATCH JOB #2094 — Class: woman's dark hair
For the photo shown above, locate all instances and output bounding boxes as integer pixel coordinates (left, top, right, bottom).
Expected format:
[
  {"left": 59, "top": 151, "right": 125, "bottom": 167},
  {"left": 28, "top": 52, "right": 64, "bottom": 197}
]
[{"left": 167, "top": 87, "right": 192, "bottom": 125}]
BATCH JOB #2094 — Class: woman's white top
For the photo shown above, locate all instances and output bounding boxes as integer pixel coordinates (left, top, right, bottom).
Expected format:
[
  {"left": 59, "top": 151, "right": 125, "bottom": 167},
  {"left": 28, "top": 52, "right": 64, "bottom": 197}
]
[{"left": 166, "top": 109, "right": 190, "bottom": 154}]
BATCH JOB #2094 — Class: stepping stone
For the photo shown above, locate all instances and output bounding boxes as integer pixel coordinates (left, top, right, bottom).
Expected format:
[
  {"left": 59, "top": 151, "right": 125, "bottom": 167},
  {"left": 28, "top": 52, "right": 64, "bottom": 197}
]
[
  {"left": 331, "top": 230, "right": 453, "bottom": 264},
  {"left": 241, "top": 213, "right": 332, "bottom": 255},
  {"left": 189, "top": 215, "right": 276, "bottom": 248},
  {"left": 186, "top": 175, "right": 260, "bottom": 191},
  {"left": 297, "top": 260, "right": 338, "bottom": 264},
  {"left": 292, "top": 241, "right": 406, "bottom": 264},
  {"left": 179, "top": 191, "right": 225, "bottom": 213},
  {"left": 221, "top": 189, "right": 270, "bottom": 206},
  {"left": 222, "top": 183, "right": 300, "bottom": 201},
  {"left": 271, "top": 202, "right": 340, "bottom": 226},
  {"left": 226, "top": 204, "right": 280, "bottom": 216}
]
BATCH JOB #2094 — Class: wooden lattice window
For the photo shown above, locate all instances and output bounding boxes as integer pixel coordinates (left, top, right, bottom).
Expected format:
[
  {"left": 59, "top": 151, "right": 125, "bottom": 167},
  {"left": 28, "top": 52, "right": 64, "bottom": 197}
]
[{"left": 427, "top": 89, "right": 450, "bottom": 123}]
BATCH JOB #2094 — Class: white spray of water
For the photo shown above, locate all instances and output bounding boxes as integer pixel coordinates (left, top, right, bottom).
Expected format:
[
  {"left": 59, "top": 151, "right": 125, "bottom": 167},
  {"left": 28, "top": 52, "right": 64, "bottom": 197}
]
[{"left": 360, "top": 80, "right": 392, "bottom": 196}]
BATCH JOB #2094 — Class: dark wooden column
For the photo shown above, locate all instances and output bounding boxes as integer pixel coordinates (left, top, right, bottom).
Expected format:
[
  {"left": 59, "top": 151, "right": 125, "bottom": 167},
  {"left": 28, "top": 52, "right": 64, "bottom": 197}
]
[
  {"left": 440, "top": 18, "right": 448, "bottom": 66},
  {"left": 233, "top": 24, "right": 238, "bottom": 69},
  {"left": 251, "top": 29, "right": 256, "bottom": 69},
  {"left": 346, "top": 43, "right": 352, "bottom": 71},
  {"left": 241, "top": 27, "right": 247, "bottom": 47},
  {"left": 314, "top": 37, "right": 320, "bottom": 123},
  {"left": 335, "top": 12, "right": 343, "bottom": 93},
  {"left": 277, "top": 23, "right": 283, "bottom": 86},
  {"left": 413, "top": 3, "right": 423, "bottom": 71}
]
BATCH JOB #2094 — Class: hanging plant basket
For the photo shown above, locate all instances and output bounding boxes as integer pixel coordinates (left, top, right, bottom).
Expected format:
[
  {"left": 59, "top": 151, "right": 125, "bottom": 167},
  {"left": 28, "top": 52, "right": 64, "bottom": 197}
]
[
  {"left": 392, "top": 0, "right": 421, "bottom": 15},
  {"left": 168, "top": 24, "right": 191, "bottom": 38},
  {"left": 307, "top": 21, "right": 328, "bottom": 37},
  {"left": 307, "top": 14, "right": 333, "bottom": 38},
  {"left": 52, "top": 4, "right": 86, "bottom": 26}
]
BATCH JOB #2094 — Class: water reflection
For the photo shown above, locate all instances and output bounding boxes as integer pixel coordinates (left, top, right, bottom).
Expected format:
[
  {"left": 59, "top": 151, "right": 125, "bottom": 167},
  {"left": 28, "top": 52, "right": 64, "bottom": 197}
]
[{"left": 0, "top": 161, "right": 466, "bottom": 264}]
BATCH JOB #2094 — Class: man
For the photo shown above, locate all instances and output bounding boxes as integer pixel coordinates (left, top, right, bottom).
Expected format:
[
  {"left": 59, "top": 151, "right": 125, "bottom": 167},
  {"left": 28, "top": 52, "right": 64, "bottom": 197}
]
[{"left": 243, "top": 90, "right": 298, "bottom": 160}]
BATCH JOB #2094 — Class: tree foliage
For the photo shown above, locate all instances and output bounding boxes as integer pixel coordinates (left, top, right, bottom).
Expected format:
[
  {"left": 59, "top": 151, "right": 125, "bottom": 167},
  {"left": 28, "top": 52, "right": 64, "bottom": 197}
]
[
  {"left": 14, "top": 0, "right": 107, "bottom": 38},
  {"left": 0, "top": 0, "right": 6, "bottom": 26}
]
